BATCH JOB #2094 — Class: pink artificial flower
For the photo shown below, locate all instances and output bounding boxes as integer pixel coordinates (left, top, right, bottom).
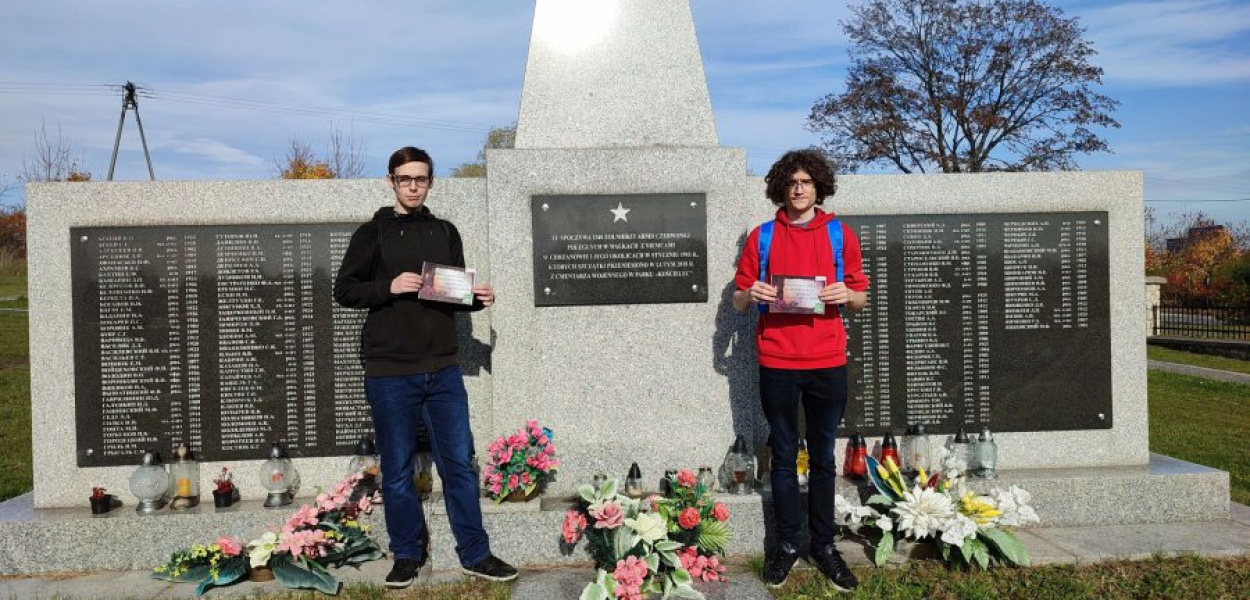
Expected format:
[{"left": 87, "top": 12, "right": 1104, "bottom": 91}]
[
  {"left": 215, "top": 536, "right": 242, "bottom": 557},
  {"left": 527, "top": 420, "right": 539, "bottom": 432},
  {"left": 561, "top": 510, "right": 587, "bottom": 544},
  {"left": 288, "top": 504, "right": 320, "bottom": 529},
  {"left": 613, "top": 556, "right": 649, "bottom": 600},
  {"left": 677, "top": 469, "right": 697, "bottom": 488},
  {"left": 544, "top": 445, "right": 556, "bottom": 455},
  {"left": 677, "top": 547, "right": 726, "bottom": 582},
  {"left": 712, "top": 502, "right": 730, "bottom": 522},
  {"left": 490, "top": 482, "right": 503, "bottom": 495},
  {"left": 508, "top": 474, "right": 520, "bottom": 491},
  {"left": 521, "top": 472, "right": 532, "bottom": 486},
  {"left": 357, "top": 494, "right": 373, "bottom": 514},
  {"left": 537, "top": 435, "right": 549, "bottom": 446},
  {"left": 678, "top": 507, "right": 701, "bottom": 530},
  {"left": 591, "top": 501, "right": 625, "bottom": 529},
  {"left": 646, "top": 494, "right": 662, "bottom": 512},
  {"left": 278, "top": 529, "right": 329, "bottom": 559},
  {"left": 499, "top": 448, "right": 513, "bottom": 463}
]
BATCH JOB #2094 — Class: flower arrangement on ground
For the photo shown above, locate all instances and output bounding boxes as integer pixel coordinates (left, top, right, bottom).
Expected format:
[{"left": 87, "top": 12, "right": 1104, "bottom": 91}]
[
  {"left": 561, "top": 472, "right": 733, "bottom": 600},
  {"left": 482, "top": 419, "right": 558, "bottom": 502},
  {"left": 835, "top": 453, "right": 1039, "bottom": 569},
  {"left": 154, "top": 472, "right": 384, "bottom": 596}
]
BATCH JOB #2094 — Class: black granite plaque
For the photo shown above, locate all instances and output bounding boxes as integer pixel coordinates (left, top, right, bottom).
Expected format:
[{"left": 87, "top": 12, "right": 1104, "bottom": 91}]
[
  {"left": 71, "top": 224, "right": 380, "bottom": 466},
  {"left": 839, "top": 212, "right": 1111, "bottom": 436},
  {"left": 532, "top": 194, "right": 708, "bottom": 306}
]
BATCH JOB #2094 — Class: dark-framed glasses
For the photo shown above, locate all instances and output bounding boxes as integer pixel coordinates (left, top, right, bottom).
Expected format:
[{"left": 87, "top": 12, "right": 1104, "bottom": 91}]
[{"left": 393, "top": 175, "right": 431, "bottom": 188}]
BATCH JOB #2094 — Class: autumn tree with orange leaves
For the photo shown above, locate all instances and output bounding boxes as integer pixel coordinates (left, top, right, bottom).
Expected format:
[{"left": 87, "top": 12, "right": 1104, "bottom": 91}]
[{"left": 1148, "top": 211, "right": 1250, "bottom": 306}]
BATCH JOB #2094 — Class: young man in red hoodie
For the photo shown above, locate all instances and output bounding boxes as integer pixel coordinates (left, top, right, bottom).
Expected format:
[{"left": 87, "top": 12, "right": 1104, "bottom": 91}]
[{"left": 733, "top": 149, "right": 868, "bottom": 592}]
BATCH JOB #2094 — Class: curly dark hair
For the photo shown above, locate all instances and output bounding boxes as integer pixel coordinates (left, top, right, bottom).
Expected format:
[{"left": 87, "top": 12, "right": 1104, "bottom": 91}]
[{"left": 764, "top": 149, "right": 837, "bottom": 206}]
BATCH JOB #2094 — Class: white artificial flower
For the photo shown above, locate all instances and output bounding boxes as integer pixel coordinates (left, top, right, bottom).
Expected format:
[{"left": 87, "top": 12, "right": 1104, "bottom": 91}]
[
  {"left": 246, "top": 531, "right": 279, "bottom": 568},
  {"left": 835, "top": 495, "right": 880, "bottom": 526},
  {"left": 624, "top": 512, "right": 666, "bottom": 544},
  {"left": 876, "top": 515, "right": 894, "bottom": 532},
  {"left": 940, "top": 514, "right": 979, "bottom": 547},
  {"left": 891, "top": 485, "right": 955, "bottom": 540},
  {"left": 990, "top": 485, "right": 1041, "bottom": 527}
]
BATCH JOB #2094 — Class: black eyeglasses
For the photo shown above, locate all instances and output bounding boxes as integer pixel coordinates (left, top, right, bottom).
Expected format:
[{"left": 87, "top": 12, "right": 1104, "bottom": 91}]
[{"left": 392, "top": 175, "right": 431, "bottom": 188}]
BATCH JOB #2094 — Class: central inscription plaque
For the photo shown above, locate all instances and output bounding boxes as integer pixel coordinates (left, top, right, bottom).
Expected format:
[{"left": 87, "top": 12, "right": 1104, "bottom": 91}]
[{"left": 532, "top": 194, "right": 708, "bottom": 306}]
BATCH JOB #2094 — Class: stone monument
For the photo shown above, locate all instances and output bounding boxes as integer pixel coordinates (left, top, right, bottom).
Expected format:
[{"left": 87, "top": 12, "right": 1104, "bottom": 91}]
[{"left": 3, "top": 0, "right": 1231, "bottom": 574}]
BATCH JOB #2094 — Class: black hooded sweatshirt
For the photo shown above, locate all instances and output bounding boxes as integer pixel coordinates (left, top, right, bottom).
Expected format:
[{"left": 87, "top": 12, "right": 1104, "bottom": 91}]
[{"left": 334, "top": 205, "right": 483, "bottom": 377}]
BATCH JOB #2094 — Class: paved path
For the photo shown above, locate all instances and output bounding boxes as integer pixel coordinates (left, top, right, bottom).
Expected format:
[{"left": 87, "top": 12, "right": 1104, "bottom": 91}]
[
  {"left": 2, "top": 506, "right": 1247, "bottom": 599},
  {"left": 1148, "top": 360, "right": 1250, "bottom": 385}
]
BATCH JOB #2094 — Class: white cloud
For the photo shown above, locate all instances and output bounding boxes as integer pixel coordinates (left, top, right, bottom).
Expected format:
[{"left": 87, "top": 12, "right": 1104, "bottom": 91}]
[
  {"left": 1079, "top": 1, "right": 1250, "bottom": 85},
  {"left": 159, "top": 138, "right": 267, "bottom": 168}
]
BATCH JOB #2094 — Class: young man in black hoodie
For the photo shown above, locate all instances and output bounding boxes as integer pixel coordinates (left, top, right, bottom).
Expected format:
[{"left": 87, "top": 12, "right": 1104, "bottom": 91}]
[{"left": 334, "top": 146, "right": 515, "bottom": 588}]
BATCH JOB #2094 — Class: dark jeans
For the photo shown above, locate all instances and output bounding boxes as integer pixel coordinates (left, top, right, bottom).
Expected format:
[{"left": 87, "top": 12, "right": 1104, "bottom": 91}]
[
  {"left": 760, "top": 365, "right": 849, "bottom": 551},
  {"left": 365, "top": 366, "right": 489, "bottom": 566}
]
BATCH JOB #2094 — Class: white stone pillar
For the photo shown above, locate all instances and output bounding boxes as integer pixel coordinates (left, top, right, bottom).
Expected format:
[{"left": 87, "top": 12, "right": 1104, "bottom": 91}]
[{"left": 1146, "top": 276, "right": 1166, "bottom": 337}]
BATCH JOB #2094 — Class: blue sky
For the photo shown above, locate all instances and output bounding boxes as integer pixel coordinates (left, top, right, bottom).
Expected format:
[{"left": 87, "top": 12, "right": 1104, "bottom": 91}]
[{"left": 1, "top": 0, "right": 1247, "bottom": 228}]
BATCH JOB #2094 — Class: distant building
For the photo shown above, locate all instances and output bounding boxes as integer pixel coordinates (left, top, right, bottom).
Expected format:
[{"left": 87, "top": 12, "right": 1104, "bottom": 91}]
[{"left": 1166, "top": 224, "right": 1225, "bottom": 253}]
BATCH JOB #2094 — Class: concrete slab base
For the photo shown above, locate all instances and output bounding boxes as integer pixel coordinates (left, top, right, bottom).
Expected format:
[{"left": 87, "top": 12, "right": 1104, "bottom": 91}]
[{"left": 0, "top": 455, "right": 1235, "bottom": 575}]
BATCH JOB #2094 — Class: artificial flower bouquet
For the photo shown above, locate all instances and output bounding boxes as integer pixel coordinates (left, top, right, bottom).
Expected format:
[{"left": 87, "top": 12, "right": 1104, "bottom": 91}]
[
  {"left": 561, "top": 472, "right": 733, "bottom": 600},
  {"left": 482, "top": 419, "right": 558, "bottom": 502},
  {"left": 154, "top": 472, "right": 384, "bottom": 596},
  {"left": 836, "top": 451, "right": 1040, "bottom": 569}
]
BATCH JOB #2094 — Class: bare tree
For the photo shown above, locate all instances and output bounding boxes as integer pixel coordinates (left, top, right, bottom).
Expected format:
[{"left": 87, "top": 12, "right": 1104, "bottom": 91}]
[
  {"left": 327, "top": 124, "right": 367, "bottom": 179},
  {"left": 19, "top": 121, "right": 91, "bottom": 183},
  {"left": 808, "top": 0, "right": 1119, "bottom": 173}
]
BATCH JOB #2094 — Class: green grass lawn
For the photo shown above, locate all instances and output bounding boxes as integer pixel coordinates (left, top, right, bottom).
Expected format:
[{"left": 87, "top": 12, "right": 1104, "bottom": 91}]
[
  {"left": 0, "top": 311, "right": 29, "bottom": 501},
  {"left": 1148, "top": 370, "right": 1250, "bottom": 505},
  {"left": 0, "top": 272, "right": 27, "bottom": 300},
  {"left": 768, "top": 554, "right": 1250, "bottom": 600},
  {"left": 1148, "top": 345, "right": 1250, "bottom": 376}
]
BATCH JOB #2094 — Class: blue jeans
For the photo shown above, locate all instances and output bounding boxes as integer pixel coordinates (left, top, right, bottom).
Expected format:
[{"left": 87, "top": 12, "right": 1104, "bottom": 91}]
[
  {"left": 365, "top": 366, "right": 489, "bottom": 566},
  {"left": 760, "top": 365, "right": 848, "bottom": 551}
]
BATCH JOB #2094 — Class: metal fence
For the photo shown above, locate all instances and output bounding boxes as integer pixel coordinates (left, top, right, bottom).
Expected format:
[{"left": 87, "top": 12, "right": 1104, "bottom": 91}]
[{"left": 1152, "top": 304, "right": 1250, "bottom": 339}]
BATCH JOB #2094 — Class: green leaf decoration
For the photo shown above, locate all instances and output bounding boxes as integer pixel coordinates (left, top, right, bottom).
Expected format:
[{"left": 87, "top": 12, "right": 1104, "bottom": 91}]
[
  {"left": 666, "top": 582, "right": 706, "bottom": 599},
  {"left": 654, "top": 540, "right": 682, "bottom": 553},
  {"left": 600, "top": 479, "right": 618, "bottom": 499},
  {"left": 865, "top": 456, "right": 901, "bottom": 502},
  {"left": 940, "top": 542, "right": 951, "bottom": 561},
  {"left": 695, "top": 519, "right": 732, "bottom": 556},
  {"left": 670, "top": 567, "right": 694, "bottom": 586},
  {"left": 644, "top": 552, "right": 661, "bottom": 572},
  {"left": 271, "top": 554, "right": 340, "bottom": 595},
  {"left": 580, "top": 582, "right": 610, "bottom": 600},
  {"left": 579, "top": 484, "right": 597, "bottom": 503},
  {"left": 980, "top": 528, "right": 1030, "bottom": 566},
  {"left": 958, "top": 538, "right": 975, "bottom": 565},
  {"left": 874, "top": 530, "right": 895, "bottom": 567},
  {"left": 660, "top": 550, "right": 680, "bottom": 569},
  {"left": 973, "top": 541, "right": 991, "bottom": 570},
  {"left": 192, "top": 557, "right": 247, "bottom": 599},
  {"left": 865, "top": 494, "right": 895, "bottom": 507},
  {"left": 613, "top": 529, "right": 639, "bottom": 561}
]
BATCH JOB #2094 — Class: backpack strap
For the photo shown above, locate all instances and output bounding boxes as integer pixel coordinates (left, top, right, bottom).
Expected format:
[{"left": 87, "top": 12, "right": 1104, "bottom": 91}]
[
  {"left": 827, "top": 219, "right": 844, "bottom": 283},
  {"left": 755, "top": 221, "right": 775, "bottom": 314}
]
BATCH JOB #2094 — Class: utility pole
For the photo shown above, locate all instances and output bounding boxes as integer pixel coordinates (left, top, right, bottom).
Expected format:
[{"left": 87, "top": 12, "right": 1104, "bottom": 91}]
[{"left": 107, "top": 81, "right": 155, "bottom": 181}]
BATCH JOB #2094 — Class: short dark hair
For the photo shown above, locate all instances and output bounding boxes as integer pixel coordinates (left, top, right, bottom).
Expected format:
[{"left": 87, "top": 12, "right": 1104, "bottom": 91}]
[
  {"left": 764, "top": 149, "right": 837, "bottom": 206},
  {"left": 388, "top": 146, "right": 434, "bottom": 179}
]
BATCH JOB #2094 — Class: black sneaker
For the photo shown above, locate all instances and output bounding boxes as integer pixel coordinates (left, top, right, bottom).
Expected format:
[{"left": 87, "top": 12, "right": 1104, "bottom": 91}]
[
  {"left": 385, "top": 558, "right": 422, "bottom": 589},
  {"left": 809, "top": 545, "right": 858, "bottom": 592},
  {"left": 462, "top": 554, "right": 518, "bottom": 582},
  {"left": 761, "top": 543, "right": 800, "bottom": 587}
]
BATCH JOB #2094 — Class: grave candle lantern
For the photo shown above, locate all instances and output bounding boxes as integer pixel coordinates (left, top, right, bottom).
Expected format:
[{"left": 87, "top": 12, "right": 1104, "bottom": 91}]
[
  {"left": 259, "top": 442, "right": 297, "bottom": 508},
  {"left": 129, "top": 449, "right": 169, "bottom": 514},
  {"left": 168, "top": 443, "right": 200, "bottom": 509}
]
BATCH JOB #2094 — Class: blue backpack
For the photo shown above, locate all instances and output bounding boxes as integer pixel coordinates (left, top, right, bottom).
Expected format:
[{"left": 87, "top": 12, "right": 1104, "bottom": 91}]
[{"left": 756, "top": 219, "right": 844, "bottom": 314}]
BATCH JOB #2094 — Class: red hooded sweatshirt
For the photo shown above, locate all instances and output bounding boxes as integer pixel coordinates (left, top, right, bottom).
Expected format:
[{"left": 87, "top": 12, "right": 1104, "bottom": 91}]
[{"left": 734, "top": 208, "right": 870, "bottom": 369}]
